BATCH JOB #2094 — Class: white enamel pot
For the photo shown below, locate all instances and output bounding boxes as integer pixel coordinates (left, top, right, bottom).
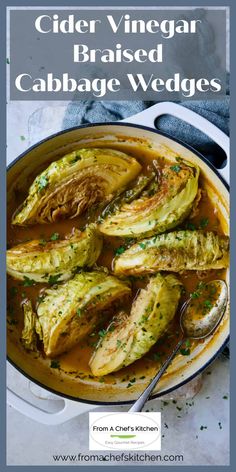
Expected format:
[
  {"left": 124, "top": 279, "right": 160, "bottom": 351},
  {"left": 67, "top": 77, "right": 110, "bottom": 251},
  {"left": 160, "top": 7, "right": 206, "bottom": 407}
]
[{"left": 7, "top": 102, "right": 229, "bottom": 424}]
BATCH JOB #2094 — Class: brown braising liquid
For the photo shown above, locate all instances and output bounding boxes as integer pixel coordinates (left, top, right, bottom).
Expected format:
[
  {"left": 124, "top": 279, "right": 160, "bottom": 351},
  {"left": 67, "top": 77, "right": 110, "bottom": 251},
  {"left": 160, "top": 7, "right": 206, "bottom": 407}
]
[{"left": 7, "top": 143, "right": 226, "bottom": 386}]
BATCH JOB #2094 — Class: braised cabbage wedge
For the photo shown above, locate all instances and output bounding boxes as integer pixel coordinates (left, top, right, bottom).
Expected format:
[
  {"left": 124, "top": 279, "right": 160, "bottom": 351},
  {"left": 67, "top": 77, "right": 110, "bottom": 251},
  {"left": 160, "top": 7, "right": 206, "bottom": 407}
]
[
  {"left": 21, "top": 300, "right": 38, "bottom": 351},
  {"left": 7, "top": 224, "right": 103, "bottom": 283},
  {"left": 114, "top": 230, "right": 229, "bottom": 276},
  {"left": 89, "top": 274, "right": 182, "bottom": 376},
  {"left": 99, "top": 160, "right": 199, "bottom": 238},
  {"left": 12, "top": 148, "right": 141, "bottom": 225},
  {"left": 36, "top": 271, "right": 131, "bottom": 357}
]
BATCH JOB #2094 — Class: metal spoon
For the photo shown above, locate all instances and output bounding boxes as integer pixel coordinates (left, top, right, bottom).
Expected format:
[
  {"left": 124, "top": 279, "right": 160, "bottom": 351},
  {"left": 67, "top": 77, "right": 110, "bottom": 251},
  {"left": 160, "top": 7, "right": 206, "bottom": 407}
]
[{"left": 129, "top": 280, "right": 228, "bottom": 413}]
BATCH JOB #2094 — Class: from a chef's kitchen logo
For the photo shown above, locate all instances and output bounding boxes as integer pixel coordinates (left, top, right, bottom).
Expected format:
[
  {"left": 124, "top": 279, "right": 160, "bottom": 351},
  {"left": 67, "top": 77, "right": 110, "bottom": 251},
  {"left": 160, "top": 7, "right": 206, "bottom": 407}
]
[{"left": 89, "top": 412, "right": 161, "bottom": 451}]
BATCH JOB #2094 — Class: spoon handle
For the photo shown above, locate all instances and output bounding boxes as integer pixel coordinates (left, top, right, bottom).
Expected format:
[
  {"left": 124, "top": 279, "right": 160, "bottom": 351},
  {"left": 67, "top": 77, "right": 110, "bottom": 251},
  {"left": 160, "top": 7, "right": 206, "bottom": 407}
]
[{"left": 128, "top": 338, "right": 185, "bottom": 413}]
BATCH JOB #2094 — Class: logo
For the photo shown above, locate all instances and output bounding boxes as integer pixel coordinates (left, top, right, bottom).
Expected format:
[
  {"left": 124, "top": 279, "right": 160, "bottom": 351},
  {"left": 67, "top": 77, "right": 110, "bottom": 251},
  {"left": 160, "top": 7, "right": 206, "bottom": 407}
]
[{"left": 89, "top": 412, "right": 161, "bottom": 451}]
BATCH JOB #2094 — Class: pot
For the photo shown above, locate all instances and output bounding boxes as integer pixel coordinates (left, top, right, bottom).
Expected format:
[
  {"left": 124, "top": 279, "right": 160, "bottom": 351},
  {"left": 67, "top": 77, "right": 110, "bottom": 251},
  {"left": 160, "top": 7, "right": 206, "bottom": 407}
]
[{"left": 7, "top": 101, "right": 229, "bottom": 424}]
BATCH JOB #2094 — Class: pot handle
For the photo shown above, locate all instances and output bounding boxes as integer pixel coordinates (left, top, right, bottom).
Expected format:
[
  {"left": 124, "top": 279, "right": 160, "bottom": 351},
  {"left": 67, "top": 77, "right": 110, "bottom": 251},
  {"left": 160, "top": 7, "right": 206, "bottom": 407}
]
[
  {"left": 7, "top": 387, "right": 92, "bottom": 425},
  {"left": 123, "top": 102, "right": 229, "bottom": 185}
]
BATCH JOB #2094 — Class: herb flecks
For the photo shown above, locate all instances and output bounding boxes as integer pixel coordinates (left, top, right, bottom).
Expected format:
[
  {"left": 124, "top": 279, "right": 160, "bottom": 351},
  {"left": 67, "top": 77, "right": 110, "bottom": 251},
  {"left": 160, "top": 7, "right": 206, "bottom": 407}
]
[
  {"left": 76, "top": 308, "right": 83, "bottom": 317},
  {"left": 204, "top": 300, "right": 213, "bottom": 309},
  {"left": 199, "top": 217, "right": 209, "bottom": 229},
  {"left": 48, "top": 274, "right": 62, "bottom": 285},
  {"left": 37, "top": 175, "right": 49, "bottom": 192},
  {"left": 71, "top": 154, "right": 82, "bottom": 164},
  {"left": 139, "top": 242, "right": 147, "bottom": 250},
  {"left": 115, "top": 246, "right": 125, "bottom": 256},
  {"left": 23, "top": 276, "right": 36, "bottom": 287},
  {"left": 50, "top": 232, "right": 60, "bottom": 241},
  {"left": 180, "top": 348, "right": 191, "bottom": 356},
  {"left": 50, "top": 360, "right": 60, "bottom": 369},
  {"left": 186, "top": 222, "right": 196, "bottom": 231},
  {"left": 98, "top": 329, "right": 107, "bottom": 338},
  {"left": 170, "top": 165, "right": 181, "bottom": 173}
]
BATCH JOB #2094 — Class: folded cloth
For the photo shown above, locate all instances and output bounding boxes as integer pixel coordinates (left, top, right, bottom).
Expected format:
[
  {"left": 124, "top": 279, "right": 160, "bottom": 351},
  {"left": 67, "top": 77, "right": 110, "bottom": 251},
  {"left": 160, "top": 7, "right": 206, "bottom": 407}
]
[
  {"left": 63, "top": 96, "right": 229, "bottom": 169},
  {"left": 62, "top": 6, "right": 229, "bottom": 167}
]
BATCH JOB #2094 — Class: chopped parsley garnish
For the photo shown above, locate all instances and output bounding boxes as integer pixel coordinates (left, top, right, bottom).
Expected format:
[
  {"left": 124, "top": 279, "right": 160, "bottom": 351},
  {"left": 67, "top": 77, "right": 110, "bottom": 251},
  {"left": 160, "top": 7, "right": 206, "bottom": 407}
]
[
  {"left": 186, "top": 222, "right": 196, "bottom": 230},
  {"left": 204, "top": 300, "right": 213, "bottom": 309},
  {"left": 197, "top": 281, "right": 206, "bottom": 290},
  {"left": 109, "top": 325, "right": 116, "bottom": 333},
  {"left": 115, "top": 246, "right": 125, "bottom": 256},
  {"left": 50, "top": 232, "right": 60, "bottom": 241},
  {"left": 116, "top": 339, "right": 122, "bottom": 347},
  {"left": 37, "top": 295, "right": 45, "bottom": 304},
  {"left": 39, "top": 239, "right": 47, "bottom": 246},
  {"left": 127, "top": 378, "right": 136, "bottom": 388},
  {"left": 139, "top": 242, "right": 147, "bottom": 249},
  {"left": 180, "top": 348, "right": 191, "bottom": 356},
  {"left": 50, "top": 360, "right": 60, "bottom": 369},
  {"left": 48, "top": 274, "right": 62, "bottom": 285},
  {"left": 38, "top": 175, "right": 49, "bottom": 191},
  {"left": 71, "top": 154, "right": 81, "bottom": 164},
  {"left": 98, "top": 329, "right": 107, "bottom": 338},
  {"left": 76, "top": 308, "right": 82, "bottom": 317},
  {"left": 199, "top": 217, "right": 209, "bottom": 229},
  {"left": 23, "top": 276, "right": 35, "bottom": 287},
  {"left": 170, "top": 165, "right": 181, "bottom": 173}
]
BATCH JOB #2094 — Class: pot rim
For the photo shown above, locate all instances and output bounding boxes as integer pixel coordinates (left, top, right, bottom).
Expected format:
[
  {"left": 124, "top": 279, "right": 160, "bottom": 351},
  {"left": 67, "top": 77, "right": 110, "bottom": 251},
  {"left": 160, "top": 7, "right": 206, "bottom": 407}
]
[
  {"left": 7, "top": 121, "right": 229, "bottom": 191},
  {"left": 7, "top": 336, "right": 229, "bottom": 405},
  {"left": 7, "top": 120, "right": 230, "bottom": 405}
]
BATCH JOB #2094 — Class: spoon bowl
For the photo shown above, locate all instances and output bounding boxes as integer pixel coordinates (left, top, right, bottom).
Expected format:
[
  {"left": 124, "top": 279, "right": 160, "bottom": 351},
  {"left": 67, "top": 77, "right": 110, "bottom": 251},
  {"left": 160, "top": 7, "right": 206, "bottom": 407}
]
[
  {"left": 129, "top": 279, "right": 228, "bottom": 413},
  {"left": 180, "top": 280, "right": 228, "bottom": 339}
]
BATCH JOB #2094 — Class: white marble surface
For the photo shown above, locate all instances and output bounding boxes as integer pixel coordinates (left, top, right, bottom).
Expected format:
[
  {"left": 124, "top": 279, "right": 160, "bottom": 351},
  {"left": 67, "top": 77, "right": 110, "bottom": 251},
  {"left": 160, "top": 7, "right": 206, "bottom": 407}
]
[{"left": 7, "top": 101, "right": 230, "bottom": 466}]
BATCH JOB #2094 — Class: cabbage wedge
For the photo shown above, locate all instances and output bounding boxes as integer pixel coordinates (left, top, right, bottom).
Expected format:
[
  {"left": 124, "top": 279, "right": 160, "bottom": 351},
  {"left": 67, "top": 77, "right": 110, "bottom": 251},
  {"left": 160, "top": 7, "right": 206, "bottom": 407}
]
[
  {"left": 7, "top": 224, "right": 103, "bottom": 283},
  {"left": 99, "top": 160, "right": 199, "bottom": 238},
  {"left": 12, "top": 148, "right": 141, "bottom": 225},
  {"left": 89, "top": 274, "right": 182, "bottom": 376},
  {"left": 114, "top": 230, "right": 229, "bottom": 276},
  {"left": 21, "top": 300, "right": 38, "bottom": 351},
  {"left": 36, "top": 271, "right": 131, "bottom": 357}
]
